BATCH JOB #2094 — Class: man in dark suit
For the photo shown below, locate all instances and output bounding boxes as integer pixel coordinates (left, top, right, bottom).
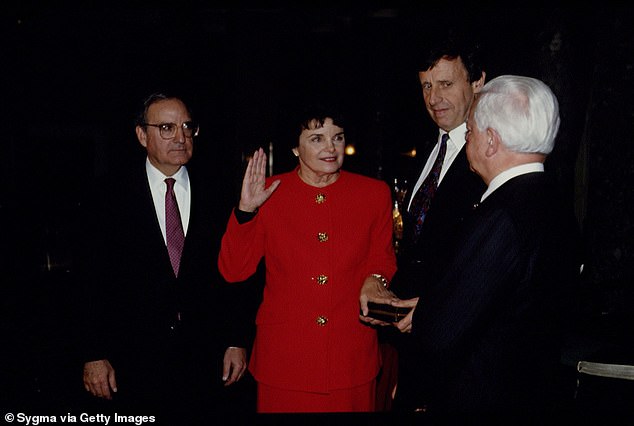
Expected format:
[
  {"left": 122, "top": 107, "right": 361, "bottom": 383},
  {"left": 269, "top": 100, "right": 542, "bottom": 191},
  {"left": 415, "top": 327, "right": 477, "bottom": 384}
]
[
  {"left": 397, "top": 36, "right": 487, "bottom": 296},
  {"left": 381, "top": 75, "right": 582, "bottom": 413},
  {"left": 374, "top": 37, "right": 488, "bottom": 411},
  {"left": 78, "top": 93, "right": 253, "bottom": 421}
]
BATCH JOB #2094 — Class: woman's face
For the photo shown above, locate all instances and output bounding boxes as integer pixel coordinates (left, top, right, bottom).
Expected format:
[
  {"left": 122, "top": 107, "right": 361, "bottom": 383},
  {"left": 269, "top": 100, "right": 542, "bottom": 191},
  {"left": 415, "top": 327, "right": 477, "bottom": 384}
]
[{"left": 293, "top": 117, "right": 345, "bottom": 183}]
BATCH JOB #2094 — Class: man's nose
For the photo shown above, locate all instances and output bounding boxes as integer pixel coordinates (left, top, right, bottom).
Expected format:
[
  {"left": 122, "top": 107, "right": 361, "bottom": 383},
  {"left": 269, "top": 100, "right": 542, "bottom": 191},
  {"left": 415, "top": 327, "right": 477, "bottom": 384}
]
[
  {"left": 174, "top": 125, "right": 186, "bottom": 143},
  {"left": 428, "top": 87, "right": 442, "bottom": 105}
]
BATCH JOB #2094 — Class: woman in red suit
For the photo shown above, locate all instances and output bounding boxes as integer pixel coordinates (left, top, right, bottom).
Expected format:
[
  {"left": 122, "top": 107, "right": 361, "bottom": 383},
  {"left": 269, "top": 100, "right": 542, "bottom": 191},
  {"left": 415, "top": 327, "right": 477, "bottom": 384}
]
[{"left": 218, "top": 104, "right": 397, "bottom": 413}]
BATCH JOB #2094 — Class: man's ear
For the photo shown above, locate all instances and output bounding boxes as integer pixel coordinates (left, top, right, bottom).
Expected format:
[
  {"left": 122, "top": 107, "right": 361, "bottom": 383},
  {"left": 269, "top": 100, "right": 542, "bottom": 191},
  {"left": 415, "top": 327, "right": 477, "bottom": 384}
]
[
  {"left": 472, "top": 72, "right": 486, "bottom": 94},
  {"left": 136, "top": 126, "right": 148, "bottom": 148},
  {"left": 486, "top": 128, "right": 499, "bottom": 157}
]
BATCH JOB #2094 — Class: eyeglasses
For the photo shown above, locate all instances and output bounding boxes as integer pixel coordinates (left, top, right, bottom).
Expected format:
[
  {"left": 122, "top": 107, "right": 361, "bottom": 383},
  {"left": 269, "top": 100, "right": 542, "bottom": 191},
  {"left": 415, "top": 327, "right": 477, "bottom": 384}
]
[{"left": 143, "top": 121, "right": 199, "bottom": 139}]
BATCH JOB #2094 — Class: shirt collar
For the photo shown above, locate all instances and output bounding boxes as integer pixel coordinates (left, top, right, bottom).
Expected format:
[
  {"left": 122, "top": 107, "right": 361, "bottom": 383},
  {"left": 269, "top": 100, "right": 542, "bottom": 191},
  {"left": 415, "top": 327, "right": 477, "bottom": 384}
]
[
  {"left": 481, "top": 162, "right": 544, "bottom": 201},
  {"left": 444, "top": 122, "right": 468, "bottom": 151},
  {"left": 145, "top": 158, "right": 189, "bottom": 192}
]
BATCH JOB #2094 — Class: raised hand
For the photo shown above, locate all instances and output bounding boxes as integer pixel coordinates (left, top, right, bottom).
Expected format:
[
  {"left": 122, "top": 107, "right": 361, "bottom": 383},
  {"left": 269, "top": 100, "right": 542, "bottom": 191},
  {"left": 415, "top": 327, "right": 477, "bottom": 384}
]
[{"left": 238, "top": 148, "right": 281, "bottom": 212}]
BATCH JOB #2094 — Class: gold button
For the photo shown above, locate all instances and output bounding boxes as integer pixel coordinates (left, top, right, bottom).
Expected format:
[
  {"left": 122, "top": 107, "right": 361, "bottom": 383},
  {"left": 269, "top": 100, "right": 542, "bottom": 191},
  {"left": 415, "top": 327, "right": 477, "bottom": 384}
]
[
  {"left": 316, "top": 274, "right": 328, "bottom": 285},
  {"left": 315, "top": 193, "right": 326, "bottom": 204},
  {"left": 316, "top": 316, "right": 328, "bottom": 326},
  {"left": 317, "top": 232, "right": 328, "bottom": 242}
]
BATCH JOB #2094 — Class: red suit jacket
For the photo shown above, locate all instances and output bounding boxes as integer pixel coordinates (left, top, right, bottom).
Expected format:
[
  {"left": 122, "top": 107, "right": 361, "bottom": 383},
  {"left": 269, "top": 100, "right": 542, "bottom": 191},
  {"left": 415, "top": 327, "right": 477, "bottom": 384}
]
[{"left": 219, "top": 169, "right": 397, "bottom": 393}]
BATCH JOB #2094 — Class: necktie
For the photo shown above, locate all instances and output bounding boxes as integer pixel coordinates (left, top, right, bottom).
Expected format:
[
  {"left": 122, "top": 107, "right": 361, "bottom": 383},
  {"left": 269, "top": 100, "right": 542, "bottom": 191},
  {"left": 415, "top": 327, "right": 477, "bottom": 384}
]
[
  {"left": 409, "top": 133, "right": 449, "bottom": 240},
  {"left": 165, "top": 177, "right": 185, "bottom": 277}
]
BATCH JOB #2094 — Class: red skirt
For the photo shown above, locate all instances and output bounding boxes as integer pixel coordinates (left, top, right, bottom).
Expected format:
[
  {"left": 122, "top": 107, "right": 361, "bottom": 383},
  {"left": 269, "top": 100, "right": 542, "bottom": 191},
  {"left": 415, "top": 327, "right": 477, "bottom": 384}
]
[{"left": 257, "top": 380, "right": 376, "bottom": 413}]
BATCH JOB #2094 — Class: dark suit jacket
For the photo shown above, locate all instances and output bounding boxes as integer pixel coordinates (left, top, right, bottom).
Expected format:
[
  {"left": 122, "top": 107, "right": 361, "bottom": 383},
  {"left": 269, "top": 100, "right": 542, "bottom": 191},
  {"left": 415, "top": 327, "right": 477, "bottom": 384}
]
[
  {"left": 395, "top": 145, "right": 486, "bottom": 297},
  {"left": 398, "top": 172, "right": 582, "bottom": 413},
  {"left": 389, "top": 143, "right": 485, "bottom": 411},
  {"left": 77, "top": 158, "right": 255, "bottom": 414}
]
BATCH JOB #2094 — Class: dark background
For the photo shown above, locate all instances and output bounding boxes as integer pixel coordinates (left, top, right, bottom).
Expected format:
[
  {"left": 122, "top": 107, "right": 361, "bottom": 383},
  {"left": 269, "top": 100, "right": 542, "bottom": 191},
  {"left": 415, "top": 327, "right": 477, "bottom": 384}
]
[{"left": 2, "top": 2, "right": 633, "bottom": 413}]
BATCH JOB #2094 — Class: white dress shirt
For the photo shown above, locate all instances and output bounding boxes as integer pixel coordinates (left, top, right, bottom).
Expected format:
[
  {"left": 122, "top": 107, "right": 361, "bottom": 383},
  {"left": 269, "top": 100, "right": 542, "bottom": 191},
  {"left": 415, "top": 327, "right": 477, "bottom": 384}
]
[
  {"left": 407, "top": 122, "right": 468, "bottom": 212},
  {"left": 146, "top": 159, "right": 191, "bottom": 243}
]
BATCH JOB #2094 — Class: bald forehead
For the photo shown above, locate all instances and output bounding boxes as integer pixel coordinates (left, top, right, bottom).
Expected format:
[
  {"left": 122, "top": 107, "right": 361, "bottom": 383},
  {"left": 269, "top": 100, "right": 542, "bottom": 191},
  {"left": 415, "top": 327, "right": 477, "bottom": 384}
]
[{"left": 147, "top": 98, "right": 190, "bottom": 120}]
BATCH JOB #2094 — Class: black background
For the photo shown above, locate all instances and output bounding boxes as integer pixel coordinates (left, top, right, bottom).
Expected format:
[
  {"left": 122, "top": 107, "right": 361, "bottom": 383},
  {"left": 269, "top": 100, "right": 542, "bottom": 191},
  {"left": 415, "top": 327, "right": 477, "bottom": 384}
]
[{"left": 2, "top": 2, "right": 634, "bottom": 414}]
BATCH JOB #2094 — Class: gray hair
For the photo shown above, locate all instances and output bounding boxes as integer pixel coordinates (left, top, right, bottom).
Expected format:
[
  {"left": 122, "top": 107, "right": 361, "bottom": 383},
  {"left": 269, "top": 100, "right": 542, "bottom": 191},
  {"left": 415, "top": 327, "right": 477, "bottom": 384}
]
[{"left": 473, "top": 75, "right": 560, "bottom": 155}]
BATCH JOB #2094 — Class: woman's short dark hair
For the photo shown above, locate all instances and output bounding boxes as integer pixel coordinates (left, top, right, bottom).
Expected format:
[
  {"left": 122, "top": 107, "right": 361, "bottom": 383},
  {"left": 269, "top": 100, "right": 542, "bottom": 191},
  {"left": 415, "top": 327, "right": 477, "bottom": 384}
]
[
  {"left": 275, "top": 99, "right": 348, "bottom": 156},
  {"left": 295, "top": 102, "right": 346, "bottom": 135}
]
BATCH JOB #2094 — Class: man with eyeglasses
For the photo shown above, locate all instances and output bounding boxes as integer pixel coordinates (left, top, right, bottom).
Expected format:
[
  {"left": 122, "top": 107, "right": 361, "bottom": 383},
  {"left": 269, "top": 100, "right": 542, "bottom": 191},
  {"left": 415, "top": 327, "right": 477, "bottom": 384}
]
[{"left": 77, "top": 93, "right": 254, "bottom": 420}]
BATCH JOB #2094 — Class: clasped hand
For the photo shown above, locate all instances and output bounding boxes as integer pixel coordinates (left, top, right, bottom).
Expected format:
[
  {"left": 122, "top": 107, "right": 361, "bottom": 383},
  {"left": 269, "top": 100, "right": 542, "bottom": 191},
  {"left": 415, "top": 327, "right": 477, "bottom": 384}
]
[{"left": 358, "top": 276, "right": 419, "bottom": 333}]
